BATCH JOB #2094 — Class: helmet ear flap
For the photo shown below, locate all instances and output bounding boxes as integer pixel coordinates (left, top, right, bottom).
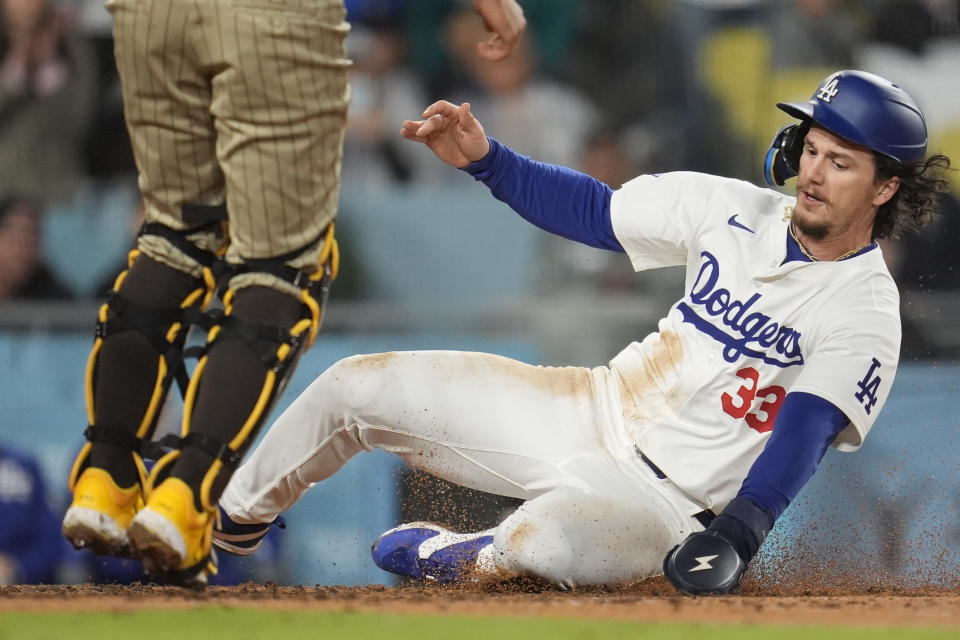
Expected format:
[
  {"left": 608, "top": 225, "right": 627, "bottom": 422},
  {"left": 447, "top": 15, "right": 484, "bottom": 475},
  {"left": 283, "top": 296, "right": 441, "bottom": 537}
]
[{"left": 763, "top": 123, "right": 807, "bottom": 186}]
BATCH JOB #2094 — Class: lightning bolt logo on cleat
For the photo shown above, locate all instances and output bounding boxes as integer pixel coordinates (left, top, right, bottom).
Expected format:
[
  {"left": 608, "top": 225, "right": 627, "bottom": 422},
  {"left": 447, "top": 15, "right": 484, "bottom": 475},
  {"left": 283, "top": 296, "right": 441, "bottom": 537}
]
[{"left": 689, "top": 554, "right": 719, "bottom": 572}]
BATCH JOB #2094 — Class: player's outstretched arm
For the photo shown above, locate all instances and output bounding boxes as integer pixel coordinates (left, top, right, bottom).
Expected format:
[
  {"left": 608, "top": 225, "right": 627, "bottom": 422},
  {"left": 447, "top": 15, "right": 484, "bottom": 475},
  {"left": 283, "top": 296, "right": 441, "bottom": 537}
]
[
  {"left": 400, "top": 101, "right": 491, "bottom": 168},
  {"left": 472, "top": 0, "right": 526, "bottom": 60}
]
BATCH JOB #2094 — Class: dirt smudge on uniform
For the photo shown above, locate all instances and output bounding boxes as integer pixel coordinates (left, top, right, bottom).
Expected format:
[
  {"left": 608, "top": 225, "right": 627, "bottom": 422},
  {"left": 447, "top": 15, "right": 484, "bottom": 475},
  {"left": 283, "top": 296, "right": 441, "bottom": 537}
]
[
  {"left": 504, "top": 520, "right": 538, "bottom": 551},
  {"left": 617, "top": 329, "right": 684, "bottom": 423},
  {"left": 470, "top": 352, "right": 593, "bottom": 400},
  {"left": 349, "top": 351, "right": 399, "bottom": 372}
]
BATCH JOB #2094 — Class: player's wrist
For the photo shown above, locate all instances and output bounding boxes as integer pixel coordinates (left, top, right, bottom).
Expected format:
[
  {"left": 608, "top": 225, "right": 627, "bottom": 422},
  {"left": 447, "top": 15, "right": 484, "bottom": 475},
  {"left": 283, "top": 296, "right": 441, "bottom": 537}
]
[
  {"left": 710, "top": 496, "right": 774, "bottom": 562},
  {"left": 461, "top": 136, "right": 500, "bottom": 177}
]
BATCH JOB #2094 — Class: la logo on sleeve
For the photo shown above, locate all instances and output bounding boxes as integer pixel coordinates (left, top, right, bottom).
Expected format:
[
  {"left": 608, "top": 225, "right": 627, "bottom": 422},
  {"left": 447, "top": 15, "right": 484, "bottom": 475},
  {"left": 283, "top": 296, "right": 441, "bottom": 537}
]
[{"left": 854, "top": 357, "right": 882, "bottom": 414}]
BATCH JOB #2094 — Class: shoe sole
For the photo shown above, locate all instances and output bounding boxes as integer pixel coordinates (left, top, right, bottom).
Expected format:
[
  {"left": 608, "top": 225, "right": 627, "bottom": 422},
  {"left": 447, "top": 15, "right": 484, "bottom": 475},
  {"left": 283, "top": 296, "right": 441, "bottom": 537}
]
[
  {"left": 62, "top": 506, "right": 130, "bottom": 557},
  {"left": 128, "top": 509, "right": 210, "bottom": 589},
  {"left": 128, "top": 510, "right": 186, "bottom": 573}
]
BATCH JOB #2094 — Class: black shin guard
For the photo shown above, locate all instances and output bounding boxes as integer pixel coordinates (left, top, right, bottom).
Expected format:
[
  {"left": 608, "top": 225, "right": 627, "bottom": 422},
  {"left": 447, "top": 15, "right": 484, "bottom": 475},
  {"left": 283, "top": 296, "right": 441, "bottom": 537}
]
[
  {"left": 170, "top": 286, "right": 314, "bottom": 510},
  {"left": 152, "top": 223, "right": 338, "bottom": 511},
  {"left": 81, "top": 254, "right": 207, "bottom": 488}
]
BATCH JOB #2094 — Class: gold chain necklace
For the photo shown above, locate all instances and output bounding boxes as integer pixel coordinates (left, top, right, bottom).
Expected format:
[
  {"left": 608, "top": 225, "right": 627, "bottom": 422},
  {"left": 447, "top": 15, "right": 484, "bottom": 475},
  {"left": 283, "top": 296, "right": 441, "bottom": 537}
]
[{"left": 789, "top": 221, "right": 868, "bottom": 262}]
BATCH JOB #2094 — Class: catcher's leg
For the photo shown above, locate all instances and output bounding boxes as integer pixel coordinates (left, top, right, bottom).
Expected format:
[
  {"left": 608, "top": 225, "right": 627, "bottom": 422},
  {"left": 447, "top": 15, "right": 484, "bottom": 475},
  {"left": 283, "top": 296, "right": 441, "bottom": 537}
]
[
  {"left": 126, "top": 0, "right": 349, "bottom": 580},
  {"left": 128, "top": 226, "right": 337, "bottom": 584},
  {"left": 96, "top": 0, "right": 233, "bottom": 584},
  {"left": 63, "top": 251, "right": 211, "bottom": 557}
]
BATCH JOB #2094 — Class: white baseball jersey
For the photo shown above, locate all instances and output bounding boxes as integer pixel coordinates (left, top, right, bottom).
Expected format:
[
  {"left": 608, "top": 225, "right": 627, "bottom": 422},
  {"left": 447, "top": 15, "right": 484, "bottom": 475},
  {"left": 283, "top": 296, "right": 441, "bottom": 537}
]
[
  {"left": 609, "top": 171, "right": 901, "bottom": 511},
  {"left": 222, "top": 169, "right": 902, "bottom": 586}
]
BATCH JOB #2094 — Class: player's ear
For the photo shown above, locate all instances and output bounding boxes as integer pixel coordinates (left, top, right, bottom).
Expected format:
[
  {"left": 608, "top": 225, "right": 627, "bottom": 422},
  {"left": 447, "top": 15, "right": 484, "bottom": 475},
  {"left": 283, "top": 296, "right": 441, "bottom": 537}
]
[{"left": 872, "top": 175, "right": 900, "bottom": 207}]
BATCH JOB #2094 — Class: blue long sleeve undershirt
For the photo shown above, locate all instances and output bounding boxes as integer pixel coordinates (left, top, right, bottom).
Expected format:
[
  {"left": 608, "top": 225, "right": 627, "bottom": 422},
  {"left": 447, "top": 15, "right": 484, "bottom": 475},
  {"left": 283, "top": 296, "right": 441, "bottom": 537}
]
[
  {"left": 461, "top": 137, "right": 624, "bottom": 252},
  {"left": 737, "top": 392, "right": 850, "bottom": 522},
  {"left": 461, "top": 138, "right": 849, "bottom": 526}
]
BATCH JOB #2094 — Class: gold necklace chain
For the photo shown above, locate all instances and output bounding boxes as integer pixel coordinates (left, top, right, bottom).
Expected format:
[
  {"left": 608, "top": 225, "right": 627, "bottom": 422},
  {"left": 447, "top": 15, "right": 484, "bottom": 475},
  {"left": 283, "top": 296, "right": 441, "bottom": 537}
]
[{"left": 789, "top": 221, "right": 868, "bottom": 262}]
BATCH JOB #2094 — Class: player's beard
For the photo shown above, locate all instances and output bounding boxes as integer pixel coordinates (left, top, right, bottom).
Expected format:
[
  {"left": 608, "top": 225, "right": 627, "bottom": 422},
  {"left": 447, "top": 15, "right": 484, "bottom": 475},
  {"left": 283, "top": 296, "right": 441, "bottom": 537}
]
[
  {"left": 791, "top": 210, "right": 830, "bottom": 241},
  {"left": 792, "top": 186, "right": 832, "bottom": 241}
]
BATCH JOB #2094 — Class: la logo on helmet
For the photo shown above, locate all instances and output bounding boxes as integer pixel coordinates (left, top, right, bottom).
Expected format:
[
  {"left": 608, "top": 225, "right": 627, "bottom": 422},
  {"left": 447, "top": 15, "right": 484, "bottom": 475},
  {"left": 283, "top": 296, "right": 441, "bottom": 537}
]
[{"left": 816, "top": 75, "right": 840, "bottom": 103}]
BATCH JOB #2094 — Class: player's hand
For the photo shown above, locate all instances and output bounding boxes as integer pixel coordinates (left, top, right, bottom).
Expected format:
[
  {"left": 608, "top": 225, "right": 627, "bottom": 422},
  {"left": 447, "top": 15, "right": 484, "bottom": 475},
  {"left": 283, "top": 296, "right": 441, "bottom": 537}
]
[
  {"left": 472, "top": 0, "right": 526, "bottom": 60},
  {"left": 663, "top": 529, "right": 746, "bottom": 595},
  {"left": 662, "top": 497, "right": 772, "bottom": 596},
  {"left": 400, "top": 101, "right": 490, "bottom": 168}
]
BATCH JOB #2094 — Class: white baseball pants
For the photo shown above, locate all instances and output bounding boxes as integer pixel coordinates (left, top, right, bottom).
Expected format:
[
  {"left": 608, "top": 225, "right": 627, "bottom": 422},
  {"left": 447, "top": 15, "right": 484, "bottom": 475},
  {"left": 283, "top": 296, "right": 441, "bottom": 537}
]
[{"left": 220, "top": 350, "right": 708, "bottom": 585}]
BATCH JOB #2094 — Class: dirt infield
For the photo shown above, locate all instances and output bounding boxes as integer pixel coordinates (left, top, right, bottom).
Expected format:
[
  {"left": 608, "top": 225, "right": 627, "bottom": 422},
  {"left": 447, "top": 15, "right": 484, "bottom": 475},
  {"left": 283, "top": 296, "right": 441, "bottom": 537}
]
[{"left": 2, "top": 580, "right": 959, "bottom": 628}]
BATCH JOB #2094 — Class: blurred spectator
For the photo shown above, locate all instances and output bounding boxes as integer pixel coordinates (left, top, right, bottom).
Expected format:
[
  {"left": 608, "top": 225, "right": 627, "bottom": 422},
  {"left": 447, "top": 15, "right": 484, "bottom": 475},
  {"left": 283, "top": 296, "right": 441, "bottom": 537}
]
[
  {"left": 541, "top": 130, "right": 640, "bottom": 295},
  {"left": 579, "top": 130, "right": 637, "bottom": 190},
  {"left": 927, "top": 0, "right": 960, "bottom": 38},
  {"left": 768, "top": 0, "right": 862, "bottom": 69},
  {"left": 0, "top": 0, "right": 97, "bottom": 203},
  {"left": 341, "top": 18, "right": 442, "bottom": 187},
  {"left": 869, "top": 0, "right": 960, "bottom": 54},
  {"left": 662, "top": 0, "right": 771, "bottom": 177},
  {"left": 857, "top": 0, "right": 960, "bottom": 360},
  {"left": 888, "top": 193, "right": 960, "bottom": 292},
  {"left": 543, "top": 129, "right": 683, "bottom": 305},
  {"left": 858, "top": 0, "right": 960, "bottom": 190},
  {"left": 0, "top": 196, "right": 73, "bottom": 300},
  {"left": 0, "top": 443, "right": 67, "bottom": 584},
  {"left": 73, "top": 0, "right": 135, "bottom": 183},
  {"left": 871, "top": 0, "right": 937, "bottom": 54},
  {"left": 403, "top": 0, "right": 577, "bottom": 96},
  {"left": 444, "top": 8, "right": 598, "bottom": 169},
  {"left": 436, "top": 8, "right": 600, "bottom": 309},
  {"left": 881, "top": 192, "right": 960, "bottom": 359},
  {"left": 558, "top": 2, "right": 679, "bottom": 145}
]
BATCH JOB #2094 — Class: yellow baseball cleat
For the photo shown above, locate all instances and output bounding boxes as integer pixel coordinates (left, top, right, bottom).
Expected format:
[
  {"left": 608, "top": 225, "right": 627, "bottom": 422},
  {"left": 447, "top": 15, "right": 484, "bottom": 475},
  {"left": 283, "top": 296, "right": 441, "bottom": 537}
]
[
  {"left": 128, "top": 477, "right": 218, "bottom": 589},
  {"left": 62, "top": 467, "right": 143, "bottom": 557}
]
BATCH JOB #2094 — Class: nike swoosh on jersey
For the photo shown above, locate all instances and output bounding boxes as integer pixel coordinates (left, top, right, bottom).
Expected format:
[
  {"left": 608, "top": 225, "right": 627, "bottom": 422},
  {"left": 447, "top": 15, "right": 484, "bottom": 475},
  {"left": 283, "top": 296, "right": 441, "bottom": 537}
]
[{"left": 727, "top": 214, "right": 755, "bottom": 234}]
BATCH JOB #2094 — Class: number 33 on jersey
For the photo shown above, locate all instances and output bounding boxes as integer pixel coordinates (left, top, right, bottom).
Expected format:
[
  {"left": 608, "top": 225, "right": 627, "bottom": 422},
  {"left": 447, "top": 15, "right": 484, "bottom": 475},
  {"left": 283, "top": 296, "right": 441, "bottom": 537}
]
[{"left": 722, "top": 355, "right": 884, "bottom": 433}]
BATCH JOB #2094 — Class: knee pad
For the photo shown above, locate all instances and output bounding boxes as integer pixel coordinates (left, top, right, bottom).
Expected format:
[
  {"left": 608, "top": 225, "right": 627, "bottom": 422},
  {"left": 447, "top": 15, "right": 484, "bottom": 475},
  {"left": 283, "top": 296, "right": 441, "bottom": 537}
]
[{"left": 230, "top": 221, "right": 339, "bottom": 347}]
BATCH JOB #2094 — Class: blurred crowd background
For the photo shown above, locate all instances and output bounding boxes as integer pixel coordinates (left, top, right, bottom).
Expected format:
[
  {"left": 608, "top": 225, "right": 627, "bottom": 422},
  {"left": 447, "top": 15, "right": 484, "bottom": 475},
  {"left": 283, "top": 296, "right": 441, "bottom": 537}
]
[{"left": 1, "top": 0, "right": 959, "bottom": 587}]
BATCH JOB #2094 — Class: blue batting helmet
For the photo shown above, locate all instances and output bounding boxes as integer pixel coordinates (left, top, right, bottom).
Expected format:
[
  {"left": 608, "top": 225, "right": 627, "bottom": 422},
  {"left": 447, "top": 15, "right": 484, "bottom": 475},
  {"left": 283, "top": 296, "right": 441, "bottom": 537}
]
[{"left": 763, "top": 70, "right": 928, "bottom": 186}]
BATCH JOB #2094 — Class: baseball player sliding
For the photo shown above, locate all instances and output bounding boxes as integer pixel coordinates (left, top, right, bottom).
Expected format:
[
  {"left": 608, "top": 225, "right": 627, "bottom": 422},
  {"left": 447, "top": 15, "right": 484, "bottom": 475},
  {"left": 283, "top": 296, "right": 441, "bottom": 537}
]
[{"left": 213, "top": 70, "right": 952, "bottom": 594}]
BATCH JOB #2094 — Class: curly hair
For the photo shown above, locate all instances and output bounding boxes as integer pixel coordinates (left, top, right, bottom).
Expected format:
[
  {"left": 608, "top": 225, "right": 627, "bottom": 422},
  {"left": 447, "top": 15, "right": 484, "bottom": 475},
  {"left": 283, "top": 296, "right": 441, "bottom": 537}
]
[{"left": 872, "top": 153, "right": 953, "bottom": 240}]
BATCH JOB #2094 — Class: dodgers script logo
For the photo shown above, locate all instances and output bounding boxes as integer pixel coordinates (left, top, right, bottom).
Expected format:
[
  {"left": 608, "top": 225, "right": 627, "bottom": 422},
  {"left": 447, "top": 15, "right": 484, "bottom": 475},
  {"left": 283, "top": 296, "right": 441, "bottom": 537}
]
[{"left": 676, "top": 251, "right": 804, "bottom": 368}]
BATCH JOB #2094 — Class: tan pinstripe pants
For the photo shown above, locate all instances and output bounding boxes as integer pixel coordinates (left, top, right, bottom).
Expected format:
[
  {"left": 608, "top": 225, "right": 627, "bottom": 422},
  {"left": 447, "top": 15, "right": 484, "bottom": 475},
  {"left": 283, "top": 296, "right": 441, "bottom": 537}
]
[{"left": 108, "top": 0, "right": 350, "bottom": 293}]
